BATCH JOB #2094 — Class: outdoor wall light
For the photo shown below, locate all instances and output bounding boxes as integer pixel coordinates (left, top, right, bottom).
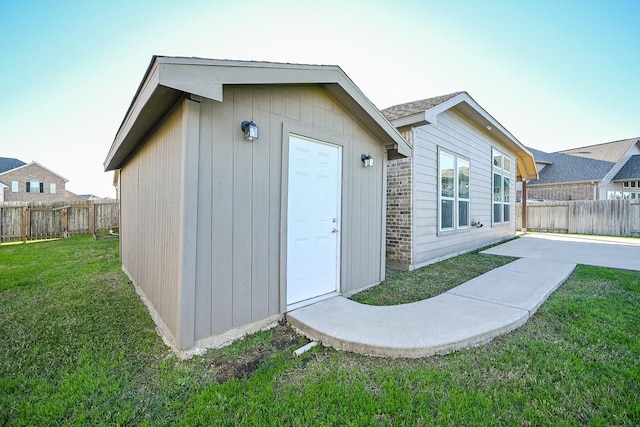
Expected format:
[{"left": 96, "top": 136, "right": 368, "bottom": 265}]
[
  {"left": 241, "top": 120, "right": 259, "bottom": 141},
  {"left": 361, "top": 154, "right": 374, "bottom": 168}
]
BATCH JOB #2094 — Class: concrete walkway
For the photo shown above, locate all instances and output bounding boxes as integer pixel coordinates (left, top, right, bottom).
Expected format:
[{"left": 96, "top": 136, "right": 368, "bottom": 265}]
[{"left": 287, "top": 233, "right": 640, "bottom": 358}]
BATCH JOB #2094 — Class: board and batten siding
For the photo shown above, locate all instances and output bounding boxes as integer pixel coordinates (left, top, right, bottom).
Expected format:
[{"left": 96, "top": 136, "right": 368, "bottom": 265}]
[
  {"left": 190, "top": 85, "right": 386, "bottom": 349},
  {"left": 410, "top": 109, "right": 517, "bottom": 268},
  {"left": 120, "top": 101, "right": 186, "bottom": 345}
]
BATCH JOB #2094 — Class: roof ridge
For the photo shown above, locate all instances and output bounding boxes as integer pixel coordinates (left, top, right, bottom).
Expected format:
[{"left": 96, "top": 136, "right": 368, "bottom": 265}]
[
  {"left": 558, "top": 136, "right": 639, "bottom": 153},
  {"left": 382, "top": 91, "right": 464, "bottom": 112}
]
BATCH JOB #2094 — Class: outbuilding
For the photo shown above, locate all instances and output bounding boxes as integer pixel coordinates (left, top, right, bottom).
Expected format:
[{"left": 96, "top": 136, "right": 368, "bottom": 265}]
[
  {"left": 104, "top": 56, "right": 411, "bottom": 355},
  {"left": 382, "top": 92, "right": 538, "bottom": 270}
]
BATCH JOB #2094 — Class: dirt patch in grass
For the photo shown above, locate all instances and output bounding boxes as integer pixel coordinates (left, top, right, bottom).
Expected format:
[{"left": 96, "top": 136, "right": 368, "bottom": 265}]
[{"left": 202, "top": 324, "right": 308, "bottom": 383}]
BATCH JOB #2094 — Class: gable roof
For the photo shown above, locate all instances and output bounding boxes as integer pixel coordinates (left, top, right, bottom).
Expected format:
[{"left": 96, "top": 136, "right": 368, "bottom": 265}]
[
  {"left": 559, "top": 137, "right": 639, "bottom": 162},
  {"left": 104, "top": 56, "right": 412, "bottom": 171},
  {"left": 381, "top": 92, "right": 538, "bottom": 180},
  {"left": 529, "top": 152, "right": 614, "bottom": 185},
  {"left": 613, "top": 155, "right": 640, "bottom": 181},
  {"left": 0, "top": 161, "right": 69, "bottom": 182},
  {"left": 529, "top": 137, "right": 640, "bottom": 185},
  {"left": 0, "top": 157, "right": 26, "bottom": 174}
]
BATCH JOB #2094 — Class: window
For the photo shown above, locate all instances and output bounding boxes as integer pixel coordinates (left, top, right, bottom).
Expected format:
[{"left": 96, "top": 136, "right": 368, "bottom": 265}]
[
  {"left": 439, "top": 150, "right": 470, "bottom": 231},
  {"left": 50, "top": 183, "right": 57, "bottom": 194},
  {"left": 11, "top": 181, "right": 18, "bottom": 192},
  {"left": 26, "top": 180, "right": 43, "bottom": 193},
  {"left": 458, "top": 159, "right": 470, "bottom": 227},
  {"left": 492, "top": 149, "right": 511, "bottom": 224}
]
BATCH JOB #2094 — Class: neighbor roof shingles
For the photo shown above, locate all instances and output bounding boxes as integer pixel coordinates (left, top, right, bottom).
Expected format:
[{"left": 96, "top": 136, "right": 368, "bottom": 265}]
[
  {"left": 0, "top": 157, "right": 26, "bottom": 174},
  {"left": 530, "top": 152, "right": 614, "bottom": 185},
  {"left": 559, "top": 137, "right": 639, "bottom": 163},
  {"left": 613, "top": 155, "right": 640, "bottom": 181}
]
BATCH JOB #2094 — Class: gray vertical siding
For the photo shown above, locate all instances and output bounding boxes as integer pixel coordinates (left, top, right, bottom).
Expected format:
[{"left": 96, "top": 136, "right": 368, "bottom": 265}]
[
  {"left": 120, "top": 102, "right": 185, "bottom": 342},
  {"left": 412, "top": 109, "right": 517, "bottom": 267},
  {"left": 191, "top": 85, "right": 386, "bottom": 345},
  {"left": 121, "top": 85, "right": 390, "bottom": 350}
]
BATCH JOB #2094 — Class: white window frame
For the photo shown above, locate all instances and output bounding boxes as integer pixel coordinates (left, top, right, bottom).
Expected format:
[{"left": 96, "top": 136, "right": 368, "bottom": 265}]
[
  {"left": 438, "top": 149, "right": 470, "bottom": 232},
  {"left": 50, "top": 183, "right": 57, "bottom": 194},
  {"left": 492, "top": 148, "right": 512, "bottom": 225},
  {"left": 11, "top": 181, "right": 18, "bottom": 192}
]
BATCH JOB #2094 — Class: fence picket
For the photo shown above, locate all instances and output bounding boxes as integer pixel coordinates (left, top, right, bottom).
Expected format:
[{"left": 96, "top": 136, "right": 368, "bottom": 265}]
[
  {"left": 517, "top": 200, "right": 640, "bottom": 237},
  {"left": 0, "top": 200, "right": 119, "bottom": 244}
]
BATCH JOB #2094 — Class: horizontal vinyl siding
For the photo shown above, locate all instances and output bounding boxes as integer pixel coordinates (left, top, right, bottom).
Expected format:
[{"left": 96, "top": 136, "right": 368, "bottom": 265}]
[
  {"left": 193, "top": 86, "right": 386, "bottom": 342},
  {"left": 121, "top": 104, "right": 184, "bottom": 342},
  {"left": 413, "top": 109, "right": 516, "bottom": 266}
]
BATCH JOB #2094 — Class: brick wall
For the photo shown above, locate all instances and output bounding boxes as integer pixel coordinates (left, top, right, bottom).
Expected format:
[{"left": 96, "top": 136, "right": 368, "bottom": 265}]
[
  {"left": 527, "top": 182, "right": 596, "bottom": 201},
  {"left": 0, "top": 163, "right": 67, "bottom": 203},
  {"left": 386, "top": 157, "right": 413, "bottom": 265}
]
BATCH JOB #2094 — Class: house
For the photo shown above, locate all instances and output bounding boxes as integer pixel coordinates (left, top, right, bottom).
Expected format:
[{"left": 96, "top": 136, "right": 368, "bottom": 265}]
[
  {"left": 381, "top": 92, "right": 538, "bottom": 270},
  {"left": 103, "top": 56, "right": 411, "bottom": 355},
  {"left": 527, "top": 137, "right": 640, "bottom": 201},
  {"left": 0, "top": 158, "right": 69, "bottom": 203}
]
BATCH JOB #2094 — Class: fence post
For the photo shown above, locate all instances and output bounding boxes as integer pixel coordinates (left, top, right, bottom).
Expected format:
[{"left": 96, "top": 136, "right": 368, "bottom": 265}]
[
  {"left": 89, "top": 204, "right": 95, "bottom": 235},
  {"left": 22, "top": 206, "right": 27, "bottom": 244},
  {"left": 521, "top": 180, "right": 527, "bottom": 232},
  {"left": 62, "top": 208, "right": 68, "bottom": 238}
]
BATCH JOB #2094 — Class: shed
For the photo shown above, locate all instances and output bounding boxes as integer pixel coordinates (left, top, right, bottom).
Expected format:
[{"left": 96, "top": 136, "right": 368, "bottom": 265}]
[
  {"left": 382, "top": 92, "right": 538, "bottom": 270},
  {"left": 104, "top": 56, "right": 411, "bottom": 355}
]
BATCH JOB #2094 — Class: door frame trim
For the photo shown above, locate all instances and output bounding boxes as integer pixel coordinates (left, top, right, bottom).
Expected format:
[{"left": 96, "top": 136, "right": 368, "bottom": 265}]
[{"left": 280, "top": 123, "right": 346, "bottom": 313}]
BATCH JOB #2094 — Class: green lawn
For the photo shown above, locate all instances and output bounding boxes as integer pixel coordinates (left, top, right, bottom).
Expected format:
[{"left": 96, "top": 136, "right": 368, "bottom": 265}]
[{"left": 1, "top": 236, "right": 638, "bottom": 426}]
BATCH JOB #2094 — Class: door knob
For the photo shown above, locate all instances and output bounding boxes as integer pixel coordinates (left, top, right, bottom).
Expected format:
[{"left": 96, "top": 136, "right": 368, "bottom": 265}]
[{"left": 332, "top": 228, "right": 338, "bottom": 233}]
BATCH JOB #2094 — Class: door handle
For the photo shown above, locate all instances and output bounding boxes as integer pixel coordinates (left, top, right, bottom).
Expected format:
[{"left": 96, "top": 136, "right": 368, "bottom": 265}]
[{"left": 332, "top": 228, "right": 338, "bottom": 233}]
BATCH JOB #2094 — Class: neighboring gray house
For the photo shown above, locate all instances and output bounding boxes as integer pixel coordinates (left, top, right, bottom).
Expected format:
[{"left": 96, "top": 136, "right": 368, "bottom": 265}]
[
  {"left": 0, "top": 158, "right": 69, "bottom": 203},
  {"left": 103, "top": 56, "right": 411, "bottom": 355},
  {"left": 382, "top": 92, "right": 538, "bottom": 270},
  {"left": 527, "top": 137, "right": 640, "bottom": 201}
]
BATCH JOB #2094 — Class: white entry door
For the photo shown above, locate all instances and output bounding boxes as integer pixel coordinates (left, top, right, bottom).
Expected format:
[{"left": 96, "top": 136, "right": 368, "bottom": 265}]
[{"left": 287, "top": 135, "right": 341, "bottom": 305}]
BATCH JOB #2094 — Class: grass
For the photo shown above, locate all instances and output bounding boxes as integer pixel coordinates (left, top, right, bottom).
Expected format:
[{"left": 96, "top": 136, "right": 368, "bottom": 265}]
[
  {"left": 351, "top": 248, "right": 516, "bottom": 305},
  {"left": 1, "top": 236, "right": 639, "bottom": 425}
]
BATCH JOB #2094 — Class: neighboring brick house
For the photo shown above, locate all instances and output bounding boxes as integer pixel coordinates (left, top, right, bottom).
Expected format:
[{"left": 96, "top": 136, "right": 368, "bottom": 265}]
[
  {"left": 0, "top": 158, "right": 69, "bottom": 203},
  {"left": 527, "top": 137, "right": 640, "bottom": 201}
]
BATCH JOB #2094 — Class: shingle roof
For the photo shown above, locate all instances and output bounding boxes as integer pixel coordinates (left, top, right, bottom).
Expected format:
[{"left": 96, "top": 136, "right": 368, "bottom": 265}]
[
  {"left": 529, "top": 152, "right": 614, "bottom": 185},
  {"left": 0, "top": 157, "right": 26, "bottom": 174},
  {"left": 381, "top": 92, "right": 463, "bottom": 121},
  {"left": 526, "top": 147, "right": 554, "bottom": 164},
  {"left": 613, "top": 155, "right": 640, "bottom": 181},
  {"left": 559, "top": 137, "right": 639, "bottom": 163}
]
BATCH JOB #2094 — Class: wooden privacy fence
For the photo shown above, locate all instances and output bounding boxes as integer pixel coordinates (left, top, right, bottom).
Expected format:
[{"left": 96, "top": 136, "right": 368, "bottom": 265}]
[
  {"left": 517, "top": 200, "right": 640, "bottom": 237},
  {"left": 0, "top": 200, "right": 119, "bottom": 244}
]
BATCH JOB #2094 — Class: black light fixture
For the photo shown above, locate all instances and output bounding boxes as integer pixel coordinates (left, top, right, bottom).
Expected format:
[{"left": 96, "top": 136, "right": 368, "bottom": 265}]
[
  {"left": 241, "top": 120, "right": 259, "bottom": 141},
  {"left": 361, "top": 154, "right": 374, "bottom": 168}
]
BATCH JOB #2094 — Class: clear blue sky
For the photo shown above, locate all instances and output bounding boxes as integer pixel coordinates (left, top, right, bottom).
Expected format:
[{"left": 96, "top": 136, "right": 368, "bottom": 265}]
[{"left": 1, "top": 0, "right": 638, "bottom": 197}]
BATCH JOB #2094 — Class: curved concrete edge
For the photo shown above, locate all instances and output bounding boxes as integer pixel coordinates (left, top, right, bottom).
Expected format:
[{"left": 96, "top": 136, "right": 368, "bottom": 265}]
[
  {"left": 289, "top": 297, "right": 530, "bottom": 358},
  {"left": 287, "top": 258, "right": 577, "bottom": 358}
]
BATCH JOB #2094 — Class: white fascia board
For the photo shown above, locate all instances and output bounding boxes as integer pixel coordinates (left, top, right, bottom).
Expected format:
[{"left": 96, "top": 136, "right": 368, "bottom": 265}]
[{"left": 427, "top": 92, "right": 538, "bottom": 180}]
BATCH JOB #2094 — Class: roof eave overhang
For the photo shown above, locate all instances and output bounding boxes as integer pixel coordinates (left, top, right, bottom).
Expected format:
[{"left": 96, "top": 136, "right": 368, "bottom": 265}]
[
  {"left": 390, "top": 92, "right": 538, "bottom": 180},
  {"left": 104, "top": 57, "right": 411, "bottom": 171}
]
